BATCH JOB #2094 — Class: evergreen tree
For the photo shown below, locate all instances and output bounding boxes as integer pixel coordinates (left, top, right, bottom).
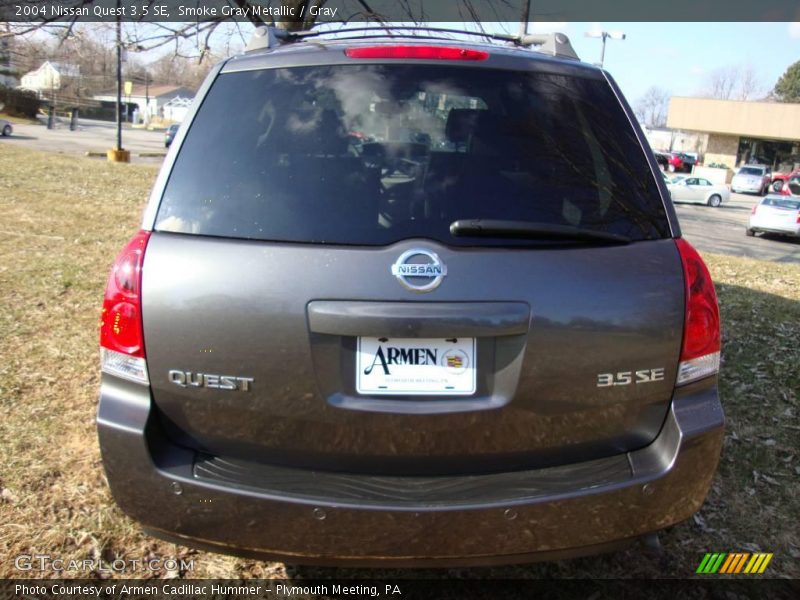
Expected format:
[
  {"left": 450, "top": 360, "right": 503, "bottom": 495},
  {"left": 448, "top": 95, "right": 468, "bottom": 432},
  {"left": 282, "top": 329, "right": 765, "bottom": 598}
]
[{"left": 773, "top": 60, "right": 800, "bottom": 103}]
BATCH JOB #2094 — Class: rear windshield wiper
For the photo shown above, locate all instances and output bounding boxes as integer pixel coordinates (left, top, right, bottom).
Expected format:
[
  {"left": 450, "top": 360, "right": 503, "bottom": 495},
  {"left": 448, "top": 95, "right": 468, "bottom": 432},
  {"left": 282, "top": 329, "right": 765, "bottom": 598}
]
[{"left": 450, "top": 220, "right": 631, "bottom": 244}]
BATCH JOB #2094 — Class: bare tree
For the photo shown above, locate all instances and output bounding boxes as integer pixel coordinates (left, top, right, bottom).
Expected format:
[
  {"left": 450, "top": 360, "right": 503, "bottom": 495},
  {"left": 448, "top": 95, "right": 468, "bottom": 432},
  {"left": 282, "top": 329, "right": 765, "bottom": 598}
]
[
  {"left": 4, "top": 33, "right": 48, "bottom": 77},
  {"left": 705, "top": 66, "right": 737, "bottom": 100},
  {"left": 147, "top": 51, "right": 223, "bottom": 89},
  {"left": 0, "top": 0, "right": 464, "bottom": 59},
  {"left": 2, "top": 0, "right": 536, "bottom": 91},
  {"left": 7, "top": 27, "right": 122, "bottom": 96},
  {"left": 0, "top": 0, "right": 530, "bottom": 56},
  {"left": 634, "top": 86, "right": 670, "bottom": 128},
  {"left": 703, "top": 64, "right": 763, "bottom": 101},
  {"left": 735, "top": 65, "right": 762, "bottom": 100}
]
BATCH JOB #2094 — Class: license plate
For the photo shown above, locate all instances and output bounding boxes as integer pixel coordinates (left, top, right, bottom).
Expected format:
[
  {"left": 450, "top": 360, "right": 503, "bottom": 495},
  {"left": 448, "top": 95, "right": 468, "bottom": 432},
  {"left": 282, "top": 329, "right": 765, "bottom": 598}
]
[{"left": 356, "top": 337, "right": 476, "bottom": 396}]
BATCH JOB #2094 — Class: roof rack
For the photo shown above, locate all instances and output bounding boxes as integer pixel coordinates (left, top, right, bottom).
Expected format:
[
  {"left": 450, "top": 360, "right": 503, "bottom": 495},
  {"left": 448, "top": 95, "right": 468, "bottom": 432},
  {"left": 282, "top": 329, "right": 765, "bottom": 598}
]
[{"left": 245, "top": 25, "right": 579, "bottom": 61}]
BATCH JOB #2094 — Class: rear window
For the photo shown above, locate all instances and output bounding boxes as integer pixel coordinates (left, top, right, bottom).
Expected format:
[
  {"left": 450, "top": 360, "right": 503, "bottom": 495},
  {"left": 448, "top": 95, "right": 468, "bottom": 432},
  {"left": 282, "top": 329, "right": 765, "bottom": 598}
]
[
  {"left": 739, "top": 167, "right": 765, "bottom": 176},
  {"left": 155, "top": 64, "right": 669, "bottom": 245},
  {"left": 763, "top": 197, "right": 800, "bottom": 210}
]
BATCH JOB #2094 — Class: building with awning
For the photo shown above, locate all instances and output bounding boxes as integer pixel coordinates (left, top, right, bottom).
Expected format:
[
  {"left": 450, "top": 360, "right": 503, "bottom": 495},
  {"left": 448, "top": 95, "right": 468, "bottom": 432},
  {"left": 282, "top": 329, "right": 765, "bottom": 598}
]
[{"left": 667, "top": 97, "right": 800, "bottom": 172}]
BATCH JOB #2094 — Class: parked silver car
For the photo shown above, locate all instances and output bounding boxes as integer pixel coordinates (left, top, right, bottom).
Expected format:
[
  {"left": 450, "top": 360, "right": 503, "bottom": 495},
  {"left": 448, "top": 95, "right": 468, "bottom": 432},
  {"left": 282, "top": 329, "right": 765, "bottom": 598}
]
[
  {"left": 668, "top": 176, "right": 730, "bottom": 207},
  {"left": 747, "top": 195, "right": 800, "bottom": 238},
  {"left": 0, "top": 118, "right": 12, "bottom": 137},
  {"left": 731, "top": 165, "right": 770, "bottom": 195}
]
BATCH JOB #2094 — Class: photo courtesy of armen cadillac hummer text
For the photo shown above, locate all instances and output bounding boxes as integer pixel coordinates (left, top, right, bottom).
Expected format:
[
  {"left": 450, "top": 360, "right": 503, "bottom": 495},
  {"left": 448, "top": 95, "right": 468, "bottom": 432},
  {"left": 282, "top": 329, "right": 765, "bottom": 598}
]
[{"left": 96, "top": 24, "right": 724, "bottom": 566}]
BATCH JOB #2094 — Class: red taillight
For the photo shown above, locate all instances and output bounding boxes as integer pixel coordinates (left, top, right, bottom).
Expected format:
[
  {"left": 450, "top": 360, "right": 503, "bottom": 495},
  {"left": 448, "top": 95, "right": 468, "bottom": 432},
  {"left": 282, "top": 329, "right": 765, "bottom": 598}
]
[
  {"left": 751, "top": 204, "right": 758, "bottom": 215},
  {"left": 345, "top": 46, "right": 489, "bottom": 61},
  {"left": 675, "top": 239, "right": 721, "bottom": 384},
  {"left": 100, "top": 230, "right": 150, "bottom": 357}
]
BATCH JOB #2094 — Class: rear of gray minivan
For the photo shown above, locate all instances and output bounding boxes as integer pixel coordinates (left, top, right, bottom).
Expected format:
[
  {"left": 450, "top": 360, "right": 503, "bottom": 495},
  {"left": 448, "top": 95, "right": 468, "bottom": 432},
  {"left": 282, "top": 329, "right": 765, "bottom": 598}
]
[{"left": 97, "top": 40, "right": 724, "bottom": 565}]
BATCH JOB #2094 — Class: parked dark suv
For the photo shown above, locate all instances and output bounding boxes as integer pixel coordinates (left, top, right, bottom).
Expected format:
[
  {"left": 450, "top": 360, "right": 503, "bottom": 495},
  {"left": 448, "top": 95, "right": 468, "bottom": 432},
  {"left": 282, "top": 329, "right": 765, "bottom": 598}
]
[{"left": 97, "top": 26, "right": 724, "bottom": 566}]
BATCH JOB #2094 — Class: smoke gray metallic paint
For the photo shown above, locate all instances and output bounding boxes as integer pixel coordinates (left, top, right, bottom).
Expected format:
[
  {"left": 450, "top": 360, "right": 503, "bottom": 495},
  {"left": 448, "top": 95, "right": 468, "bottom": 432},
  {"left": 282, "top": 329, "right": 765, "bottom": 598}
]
[
  {"left": 98, "top": 36, "right": 722, "bottom": 565},
  {"left": 97, "top": 374, "right": 723, "bottom": 565},
  {"left": 140, "top": 234, "right": 684, "bottom": 475}
]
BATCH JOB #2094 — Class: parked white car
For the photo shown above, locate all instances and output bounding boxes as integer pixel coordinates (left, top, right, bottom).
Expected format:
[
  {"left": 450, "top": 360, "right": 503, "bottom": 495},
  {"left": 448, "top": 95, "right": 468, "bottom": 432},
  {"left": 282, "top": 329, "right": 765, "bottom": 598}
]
[
  {"left": 667, "top": 176, "right": 730, "bottom": 207},
  {"left": 731, "top": 165, "right": 771, "bottom": 195},
  {"left": 0, "top": 118, "right": 12, "bottom": 137},
  {"left": 747, "top": 195, "right": 800, "bottom": 238}
]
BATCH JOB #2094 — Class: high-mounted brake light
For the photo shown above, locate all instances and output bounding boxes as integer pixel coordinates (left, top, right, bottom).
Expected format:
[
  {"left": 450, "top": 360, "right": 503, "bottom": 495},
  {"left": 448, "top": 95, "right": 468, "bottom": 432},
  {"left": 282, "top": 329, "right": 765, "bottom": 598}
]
[
  {"left": 675, "top": 238, "right": 721, "bottom": 385},
  {"left": 345, "top": 46, "right": 489, "bottom": 61},
  {"left": 100, "top": 230, "right": 151, "bottom": 384}
]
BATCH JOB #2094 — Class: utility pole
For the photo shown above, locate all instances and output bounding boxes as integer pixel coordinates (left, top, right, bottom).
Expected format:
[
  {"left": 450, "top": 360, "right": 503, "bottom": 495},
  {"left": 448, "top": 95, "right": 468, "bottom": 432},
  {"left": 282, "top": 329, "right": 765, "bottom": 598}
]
[
  {"left": 584, "top": 30, "right": 626, "bottom": 68},
  {"left": 145, "top": 71, "right": 150, "bottom": 126},
  {"left": 115, "top": 14, "right": 121, "bottom": 150},
  {"left": 108, "top": 0, "right": 129, "bottom": 162},
  {"left": 518, "top": 0, "right": 530, "bottom": 38}
]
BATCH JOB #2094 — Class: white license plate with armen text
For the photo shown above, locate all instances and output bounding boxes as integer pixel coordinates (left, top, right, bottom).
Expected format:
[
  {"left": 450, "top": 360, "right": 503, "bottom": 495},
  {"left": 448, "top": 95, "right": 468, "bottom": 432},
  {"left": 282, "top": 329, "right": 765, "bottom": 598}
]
[{"left": 357, "top": 337, "right": 476, "bottom": 396}]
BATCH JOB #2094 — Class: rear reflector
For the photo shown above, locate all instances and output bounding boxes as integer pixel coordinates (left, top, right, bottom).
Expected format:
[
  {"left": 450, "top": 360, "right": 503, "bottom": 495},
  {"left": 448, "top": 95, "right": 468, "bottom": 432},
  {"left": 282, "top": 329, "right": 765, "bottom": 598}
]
[
  {"left": 100, "top": 347, "right": 149, "bottom": 384},
  {"left": 100, "top": 230, "right": 150, "bottom": 384},
  {"left": 675, "top": 238, "right": 721, "bottom": 385},
  {"left": 345, "top": 46, "right": 489, "bottom": 61},
  {"left": 677, "top": 351, "right": 720, "bottom": 387}
]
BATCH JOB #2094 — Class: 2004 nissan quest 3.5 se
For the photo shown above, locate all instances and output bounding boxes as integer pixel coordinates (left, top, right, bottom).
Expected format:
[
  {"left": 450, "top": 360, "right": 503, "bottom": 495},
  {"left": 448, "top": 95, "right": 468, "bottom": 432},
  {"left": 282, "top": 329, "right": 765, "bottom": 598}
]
[{"left": 97, "top": 26, "right": 724, "bottom": 566}]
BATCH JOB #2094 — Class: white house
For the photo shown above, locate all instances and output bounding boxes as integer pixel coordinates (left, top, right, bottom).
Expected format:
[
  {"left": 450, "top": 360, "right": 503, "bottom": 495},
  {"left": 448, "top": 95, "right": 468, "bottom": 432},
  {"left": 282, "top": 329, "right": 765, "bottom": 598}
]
[
  {"left": 162, "top": 96, "right": 194, "bottom": 123},
  {"left": 93, "top": 84, "right": 194, "bottom": 124},
  {"left": 19, "top": 61, "right": 79, "bottom": 94}
]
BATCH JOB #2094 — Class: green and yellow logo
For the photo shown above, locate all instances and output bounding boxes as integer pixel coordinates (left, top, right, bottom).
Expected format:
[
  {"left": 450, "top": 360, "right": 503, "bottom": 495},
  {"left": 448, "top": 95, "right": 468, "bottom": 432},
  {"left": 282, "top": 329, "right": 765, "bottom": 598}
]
[{"left": 696, "top": 552, "right": 773, "bottom": 574}]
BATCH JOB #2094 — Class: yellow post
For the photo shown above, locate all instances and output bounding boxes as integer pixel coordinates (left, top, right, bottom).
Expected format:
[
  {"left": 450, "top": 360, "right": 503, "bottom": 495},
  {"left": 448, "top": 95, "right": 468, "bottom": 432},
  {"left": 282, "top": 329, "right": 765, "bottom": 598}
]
[{"left": 106, "top": 149, "right": 131, "bottom": 163}]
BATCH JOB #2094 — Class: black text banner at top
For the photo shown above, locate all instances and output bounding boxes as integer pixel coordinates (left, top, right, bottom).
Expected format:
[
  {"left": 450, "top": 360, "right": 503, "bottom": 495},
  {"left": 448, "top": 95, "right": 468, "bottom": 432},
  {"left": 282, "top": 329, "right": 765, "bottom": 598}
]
[{"left": 1, "top": 0, "right": 799, "bottom": 23}]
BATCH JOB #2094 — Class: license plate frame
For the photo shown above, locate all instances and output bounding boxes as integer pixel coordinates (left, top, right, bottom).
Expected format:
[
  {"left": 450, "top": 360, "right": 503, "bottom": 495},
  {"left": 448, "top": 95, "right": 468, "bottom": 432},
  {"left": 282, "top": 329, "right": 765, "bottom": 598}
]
[{"left": 356, "top": 337, "right": 476, "bottom": 396}]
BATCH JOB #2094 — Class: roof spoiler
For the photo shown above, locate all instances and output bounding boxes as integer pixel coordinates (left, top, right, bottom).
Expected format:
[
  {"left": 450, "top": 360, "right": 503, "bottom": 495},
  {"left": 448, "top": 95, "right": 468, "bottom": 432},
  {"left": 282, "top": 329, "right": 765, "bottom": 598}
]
[{"left": 245, "top": 25, "right": 580, "bottom": 61}]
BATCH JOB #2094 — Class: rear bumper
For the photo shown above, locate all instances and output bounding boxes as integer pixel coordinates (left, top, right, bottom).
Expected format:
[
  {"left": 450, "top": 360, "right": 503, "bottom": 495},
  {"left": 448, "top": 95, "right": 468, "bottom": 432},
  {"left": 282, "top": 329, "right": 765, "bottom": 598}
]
[
  {"left": 732, "top": 181, "right": 763, "bottom": 193},
  {"left": 97, "top": 377, "right": 724, "bottom": 566},
  {"left": 749, "top": 220, "right": 800, "bottom": 237}
]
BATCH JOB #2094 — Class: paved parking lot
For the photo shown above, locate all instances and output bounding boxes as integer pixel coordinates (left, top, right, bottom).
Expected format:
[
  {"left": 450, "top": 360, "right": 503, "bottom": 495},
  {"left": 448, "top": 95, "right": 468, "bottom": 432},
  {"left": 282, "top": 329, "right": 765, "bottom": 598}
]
[
  {"left": 2, "top": 119, "right": 799, "bottom": 263},
  {"left": 3, "top": 116, "right": 167, "bottom": 161},
  {"left": 675, "top": 193, "right": 800, "bottom": 264}
]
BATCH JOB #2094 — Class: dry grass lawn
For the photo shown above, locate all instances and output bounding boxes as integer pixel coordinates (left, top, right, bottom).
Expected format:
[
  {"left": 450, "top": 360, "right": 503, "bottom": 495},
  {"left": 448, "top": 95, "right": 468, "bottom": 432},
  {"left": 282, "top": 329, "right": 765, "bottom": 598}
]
[{"left": 0, "top": 145, "right": 798, "bottom": 580}]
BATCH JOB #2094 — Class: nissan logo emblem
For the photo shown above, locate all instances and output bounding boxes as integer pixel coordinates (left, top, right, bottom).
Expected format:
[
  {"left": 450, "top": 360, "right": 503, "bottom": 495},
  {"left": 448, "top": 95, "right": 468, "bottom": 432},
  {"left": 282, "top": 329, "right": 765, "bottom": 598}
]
[{"left": 390, "top": 249, "right": 447, "bottom": 292}]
